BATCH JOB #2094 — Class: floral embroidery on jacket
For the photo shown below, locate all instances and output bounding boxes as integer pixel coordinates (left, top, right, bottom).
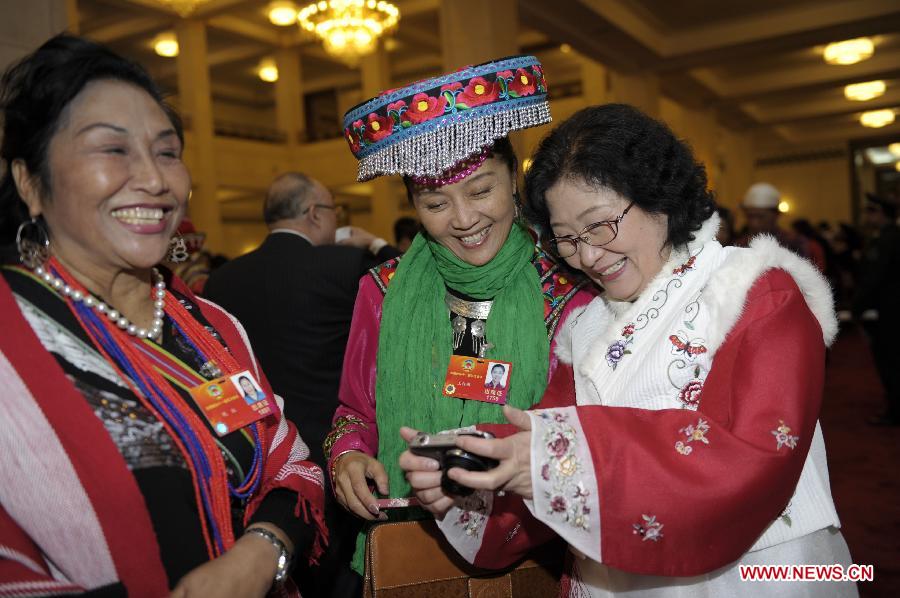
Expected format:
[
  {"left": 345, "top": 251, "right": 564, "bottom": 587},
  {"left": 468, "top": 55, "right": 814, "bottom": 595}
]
[
  {"left": 672, "top": 255, "right": 696, "bottom": 276},
  {"left": 677, "top": 376, "right": 704, "bottom": 409},
  {"left": 538, "top": 412, "right": 590, "bottom": 531},
  {"left": 772, "top": 420, "right": 799, "bottom": 450},
  {"left": 675, "top": 418, "right": 710, "bottom": 455},
  {"left": 633, "top": 514, "right": 664, "bottom": 542}
]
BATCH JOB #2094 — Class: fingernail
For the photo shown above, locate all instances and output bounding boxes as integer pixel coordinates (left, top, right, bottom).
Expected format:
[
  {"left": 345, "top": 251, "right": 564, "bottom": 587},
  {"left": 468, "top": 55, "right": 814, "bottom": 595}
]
[{"left": 368, "top": 504, "right": 380, "bottom": 516}]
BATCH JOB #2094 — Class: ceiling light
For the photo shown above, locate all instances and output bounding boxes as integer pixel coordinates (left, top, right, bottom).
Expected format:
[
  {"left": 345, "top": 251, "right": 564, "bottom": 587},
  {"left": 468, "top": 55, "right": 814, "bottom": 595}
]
[
  {"left": 153, "top": 32, "right": 179, "bottom": 58},
  {"left": 824, "top": 38, "right": 874, "bottom": 65},
  {"left": 888, "top": 142, "right": 900, "bottom": 156},
  {"left": 297, "top": 0, "right": 400, "bottom": 64},
  {"left": 559, "top": 43, "right": 571, "bottom": 54},
  {"left": 268, "top": 1, "right": 298, "bottom": 26},
  {"left": 860, "top": 109, "right": 895, "bottom": 128},
  {"left": 778, "top": 200, "right": 790, "bottom": 214},
  {"left": 844, "top": 80, "right": 885, "bottom": 101},
  {"left": 257, "top": 58, "right": 279, "bottom": 82},
  {"left": 155, "top": 0, "right": 211, "bottom": 17}
]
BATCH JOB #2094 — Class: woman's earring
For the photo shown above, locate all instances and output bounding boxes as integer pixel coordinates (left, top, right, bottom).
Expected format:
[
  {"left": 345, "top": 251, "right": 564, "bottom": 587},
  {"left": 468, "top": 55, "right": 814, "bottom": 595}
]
[
  {"left": 16, "top": 217, "right": 50, "bottom": 269},
  {"left": 513, "top": 190, "right": 523, "bottom": 220},
  {"left": 166, "top": 233, "right": 189, "bottom": 263}
]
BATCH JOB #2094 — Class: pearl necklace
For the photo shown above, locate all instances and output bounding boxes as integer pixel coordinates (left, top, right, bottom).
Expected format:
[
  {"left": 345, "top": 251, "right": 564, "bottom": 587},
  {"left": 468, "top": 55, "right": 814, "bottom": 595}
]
[{"left": 33, "top": 265, "right": 166, "bottom": 340}]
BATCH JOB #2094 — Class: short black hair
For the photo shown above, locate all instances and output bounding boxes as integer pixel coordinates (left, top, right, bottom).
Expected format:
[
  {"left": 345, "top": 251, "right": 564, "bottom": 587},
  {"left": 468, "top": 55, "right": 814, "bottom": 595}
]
[
  {"left": 393, "top": 216, "right": 419, "bottom": 243},
  {"left": 402, "top": 136, "right": 518, "bottom": 204},
  {"left": 0, "top": 34, "right": 182, "bottom": 243},
  {"left": 491, "top": 363, "right": 506, "bottom": 373},
  {"left": 524, "top": 104, "right": 715, "bottom": 247}
]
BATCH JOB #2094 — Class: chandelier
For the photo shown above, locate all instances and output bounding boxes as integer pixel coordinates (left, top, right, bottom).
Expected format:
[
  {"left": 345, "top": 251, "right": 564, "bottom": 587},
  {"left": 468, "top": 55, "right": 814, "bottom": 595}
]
[
  {"left": 298, "top": 0, "right": 400, "bottom": 64},
  {"left": 157, "top": 0, "right": 212, "bottom": 17}
]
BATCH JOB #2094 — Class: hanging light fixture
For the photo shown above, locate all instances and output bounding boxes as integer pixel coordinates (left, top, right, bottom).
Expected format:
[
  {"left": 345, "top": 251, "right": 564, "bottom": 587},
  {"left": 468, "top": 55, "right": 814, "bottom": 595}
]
[
  {"left": 268, "top": 1, "right": 298, "bottom": 26},
  {"left": 297, "top": 0, "right": 400, "bottom": 64},
  {"left": 824, "top": 38, "right": 874, "bottom": 65},
  {"left": 153, "top": 32, "right": 179, "bottom": 57},
  {"left": 844, "top": 80, "right": 885, "bottom": 101},
  {"left": 155, "top": 0, "right": 212, "bottom": 17},
  {"left": 888, "top": 142, "right": 900, "bottom": 156},
  {"left": 860, "top": 109, "right": 895, "bottom": 128},
  {"left": 257, "top": 58, "right": 279, "bottom": 82}
]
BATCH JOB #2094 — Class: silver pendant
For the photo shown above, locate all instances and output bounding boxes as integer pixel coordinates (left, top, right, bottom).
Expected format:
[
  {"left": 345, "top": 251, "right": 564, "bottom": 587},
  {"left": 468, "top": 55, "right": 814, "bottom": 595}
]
[
  {"left": 470, "top": 319, "right": 486, "bottom": 357},
  {"left": 452, "top": 314, "right": 467, "bottom": 350}
]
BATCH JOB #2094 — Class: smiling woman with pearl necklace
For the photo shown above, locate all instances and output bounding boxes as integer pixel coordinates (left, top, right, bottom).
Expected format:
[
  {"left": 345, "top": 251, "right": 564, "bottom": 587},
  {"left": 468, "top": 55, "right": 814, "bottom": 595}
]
[{"left": 0, "top": 35, "right": 325, "bottom": 597}]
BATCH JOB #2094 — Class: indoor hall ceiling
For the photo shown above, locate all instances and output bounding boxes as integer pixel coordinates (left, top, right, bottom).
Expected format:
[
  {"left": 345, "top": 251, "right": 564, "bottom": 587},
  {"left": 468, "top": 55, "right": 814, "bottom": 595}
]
[{"left": 73, "top": 0, "right": 900, "bottom": 146}]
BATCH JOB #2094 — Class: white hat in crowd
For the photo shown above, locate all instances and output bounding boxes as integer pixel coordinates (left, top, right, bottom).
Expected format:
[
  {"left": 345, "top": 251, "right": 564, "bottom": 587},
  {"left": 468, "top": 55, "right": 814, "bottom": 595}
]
[{"left": 743, "top": 182, "right": 781, "bottom": 209}]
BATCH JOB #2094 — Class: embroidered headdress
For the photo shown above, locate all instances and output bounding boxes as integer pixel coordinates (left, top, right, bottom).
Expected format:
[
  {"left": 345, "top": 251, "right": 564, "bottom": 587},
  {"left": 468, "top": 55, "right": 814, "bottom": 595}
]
[{"left": 342, "top": 55, "right": 550, "bottom": 182}]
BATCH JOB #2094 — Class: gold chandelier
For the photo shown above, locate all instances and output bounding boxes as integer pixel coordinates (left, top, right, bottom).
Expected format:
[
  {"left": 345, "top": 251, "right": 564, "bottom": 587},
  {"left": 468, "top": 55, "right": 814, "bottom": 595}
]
[
  {"left": 298, "top": 0, "right": 400, "bottom": 63},
  {"left": 157, "top": 0, "right": 212, "bottom": 17}
]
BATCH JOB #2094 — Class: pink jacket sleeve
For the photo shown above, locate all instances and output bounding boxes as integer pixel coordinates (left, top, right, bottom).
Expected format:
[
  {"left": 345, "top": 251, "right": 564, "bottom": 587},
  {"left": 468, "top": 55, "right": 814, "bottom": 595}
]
[{"left": 325, "top": 275, "right": 383, "bottom": 478}]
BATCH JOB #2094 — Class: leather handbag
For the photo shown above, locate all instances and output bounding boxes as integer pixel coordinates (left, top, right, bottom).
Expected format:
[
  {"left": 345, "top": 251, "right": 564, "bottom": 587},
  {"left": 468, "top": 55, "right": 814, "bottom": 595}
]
[{"left": 363, "top": 519, "right": 562, "bottom": 598}]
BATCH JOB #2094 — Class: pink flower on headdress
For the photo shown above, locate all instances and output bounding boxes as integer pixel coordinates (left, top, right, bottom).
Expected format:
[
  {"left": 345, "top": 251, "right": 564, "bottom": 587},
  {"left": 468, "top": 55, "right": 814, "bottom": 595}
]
[
  {"left": 402, "top": 92, "right": 446, "bottom": 124},
  {"left": 387, "top": 100, "right": 407, "bottom": 112},
  {"left": 344, "top": 127, "right": 360, "bottom": 153},
  {"left": 364, "top": 112, "right": 393, "bottom": 143},
  {"left": 458, "top": 76, "right": 499, "bottom": 108},
  {"left": 496, "top": 69, "right": 514, "bottom": 79},
  {"left": 509, "top": 68, "right": 537, "bottom": 97},
  {"left": 441, "top": 82, "right": 463, "bottom": 92}
]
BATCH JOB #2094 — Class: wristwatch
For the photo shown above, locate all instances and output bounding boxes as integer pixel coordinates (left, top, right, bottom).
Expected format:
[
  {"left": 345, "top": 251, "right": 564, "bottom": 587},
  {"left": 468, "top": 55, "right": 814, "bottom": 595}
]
[{"left": 245, "top": 527, "right": 292, "bottom": 585}]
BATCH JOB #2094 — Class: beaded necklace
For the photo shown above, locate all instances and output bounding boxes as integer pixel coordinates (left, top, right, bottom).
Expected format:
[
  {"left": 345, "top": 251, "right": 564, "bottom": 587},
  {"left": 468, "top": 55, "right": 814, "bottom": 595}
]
[{"left": 42, "top": 257, "right": 265, "bottom": 557}]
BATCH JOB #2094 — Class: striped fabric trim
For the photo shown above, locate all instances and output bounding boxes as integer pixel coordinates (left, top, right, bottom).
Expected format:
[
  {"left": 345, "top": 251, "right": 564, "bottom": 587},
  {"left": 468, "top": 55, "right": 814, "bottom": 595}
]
[
  {"left": 0, "top": 546, "right": 44, "bottom": 576},
  {"left": 0, "top": 580, "right": 83, "bottom": 597},
  {"left": 0, "top": 353, "right": 118, "bottom": 589}
]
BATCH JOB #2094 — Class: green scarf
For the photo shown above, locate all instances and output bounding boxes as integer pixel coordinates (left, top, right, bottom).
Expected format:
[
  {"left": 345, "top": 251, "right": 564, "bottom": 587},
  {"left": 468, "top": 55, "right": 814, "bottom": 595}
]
[
  {"left": 375, "top": 223, "right": 549, "bottom": 499},
  {"left": 351, "top": 224, "right": 550, "bottom": 574}
]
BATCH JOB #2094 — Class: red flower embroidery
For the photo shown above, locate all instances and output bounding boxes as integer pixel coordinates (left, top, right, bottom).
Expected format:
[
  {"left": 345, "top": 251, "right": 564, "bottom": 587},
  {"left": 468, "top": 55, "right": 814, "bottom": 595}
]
[
  {"left": 364, "top": 112, "right": 393, "bottom": 143},
  {"left": 533, "top": 64, "right": 547, "bottom": 90},
  {"left": 441, "top": 82, "right": 462, "bottom": 92},
  {"left": 345, "top": 127, "right": 360, "bottom": 153},
  {"left": 402, "top": 92, "right": 446, "bottom": 124},
  {"left": 678, "top": 379, "right": 704, "bottom": 408},
  {"left": 622, "top": 323, "right": 635, "bottom": 337},
  {"left": 550, "top": 495, "right": 568, "bottom": 512},
  {"left": 458, "top": 76, "right": 499, "bottom": 107},
  {"left": 547, "top": 433, "right": 570, "bottom": 458},
  {"left": 673, "top": 255, "right": 696, "bottom": 275},
  {"left": 509, "top": 68, "right": 537, "bottom": 97},
  {"left": 386, "top": 99, "right": 407, "bottom": 113}
]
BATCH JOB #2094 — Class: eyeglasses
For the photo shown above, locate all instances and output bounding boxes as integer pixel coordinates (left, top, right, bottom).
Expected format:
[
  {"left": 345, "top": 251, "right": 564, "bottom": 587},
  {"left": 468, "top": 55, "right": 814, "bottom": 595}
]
[
  {"left": 302, "top": 203, "right": 345, "bottom": 218},
  {"left": 549, "top": 201, "right": 635, "bottom": 258}
]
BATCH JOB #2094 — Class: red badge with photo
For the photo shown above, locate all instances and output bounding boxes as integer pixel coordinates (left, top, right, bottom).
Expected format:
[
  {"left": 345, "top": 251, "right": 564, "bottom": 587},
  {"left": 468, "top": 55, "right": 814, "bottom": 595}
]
[
  {"left": 443, "top": 355, "right": 512, "bottom": 405},
  {"left": 188, "top": 370, "right": 273, "bottom": 437}
]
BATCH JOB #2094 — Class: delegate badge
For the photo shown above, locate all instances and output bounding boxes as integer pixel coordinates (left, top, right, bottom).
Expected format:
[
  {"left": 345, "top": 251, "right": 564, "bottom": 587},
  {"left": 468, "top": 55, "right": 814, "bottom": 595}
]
[
  {"left": 188, "top": 369, "right": 273, "bottom": 437},
  {"left": 443, "top": 355, "right": 512, "bottom": 405}
]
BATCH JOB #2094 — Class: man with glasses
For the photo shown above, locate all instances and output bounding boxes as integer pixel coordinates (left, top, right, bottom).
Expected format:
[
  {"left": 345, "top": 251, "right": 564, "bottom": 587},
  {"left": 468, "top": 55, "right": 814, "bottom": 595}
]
[{"left": 204, "top": 172, "right": 400, "bottom": 597}]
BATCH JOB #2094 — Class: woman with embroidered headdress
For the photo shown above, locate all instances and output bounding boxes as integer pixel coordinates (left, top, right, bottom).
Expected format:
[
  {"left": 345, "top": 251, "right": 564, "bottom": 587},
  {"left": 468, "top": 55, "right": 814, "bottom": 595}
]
[
  {"left": 323, "top": 56, "right": 594, "bottom": 578},
  {"left": 0, "top": 35, "right": 325, "bottom": 596},
  {"left": 400, "top": 104, "right": 856, "bottom": 597}
]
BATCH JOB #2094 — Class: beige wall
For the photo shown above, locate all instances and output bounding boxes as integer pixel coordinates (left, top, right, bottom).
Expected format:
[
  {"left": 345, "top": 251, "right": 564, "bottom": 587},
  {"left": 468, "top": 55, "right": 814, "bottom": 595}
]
[
  {"left": 0, "top": 0, "right": 68, "bottom": 72},
  {"left": 753, "top": 155, "right": 852, "bottom": 227}
]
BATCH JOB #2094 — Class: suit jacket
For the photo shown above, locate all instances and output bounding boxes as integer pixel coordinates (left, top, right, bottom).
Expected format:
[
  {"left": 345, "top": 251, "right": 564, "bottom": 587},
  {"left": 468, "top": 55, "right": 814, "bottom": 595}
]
[{"left": 204, "top": 232, "right": 400, "bottom": 466}]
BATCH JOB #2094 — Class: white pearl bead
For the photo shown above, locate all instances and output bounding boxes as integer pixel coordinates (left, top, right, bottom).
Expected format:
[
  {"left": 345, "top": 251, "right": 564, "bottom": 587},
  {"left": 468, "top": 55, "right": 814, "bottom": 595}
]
[
  {"left": 42, "top": 272, "right": 53, "bottom": 283},
  {"left": 96, "top": 302, "right": 107, "bottom": 313},
  {"left": 137, "top": 328, "right": 148, "bottom": 338},
  {"left": 62, "top": 285, "right": 72, "bottom": 296},
  {"left": 127, "top": 324, "right": 137, "bottom": 335},
  {"left": 108, "top": 309, "right": 120, "bottom": 320},
  {"left": 116, "top": 317, "right": 129, "bottom": 329},
  {"left": 51, "top": 279, "right": 63, "bottom": 290},
  {"left": 83, "top": 296, "right": 95, "bottom": 307},
  {"left": 156, "top": 289, "right": 166, "bottom": 299},
  {"left": 154, "top": 300, "right": 165, "bottom": 310},
  {"left": 35, "top": 266, "right": 45, "bottom": 276},
  {"left": 154, "top": 309, "right": 164, "bottom": 319},
  {"left": 71, "top": 290, "right": 83, "bottom": 301}
]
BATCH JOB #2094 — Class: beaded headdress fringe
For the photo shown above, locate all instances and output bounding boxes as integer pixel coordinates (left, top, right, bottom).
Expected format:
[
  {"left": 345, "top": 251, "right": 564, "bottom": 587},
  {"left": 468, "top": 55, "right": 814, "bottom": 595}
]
[{"left": 356, "top": 100, "right": 550, "bottom": 182}]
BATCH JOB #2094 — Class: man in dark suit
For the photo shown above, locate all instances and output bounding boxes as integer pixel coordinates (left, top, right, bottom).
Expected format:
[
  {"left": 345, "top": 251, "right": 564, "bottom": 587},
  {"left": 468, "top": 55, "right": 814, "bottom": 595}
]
[{"left": 204, "top": 172, "right": 399, "bottom": 596}]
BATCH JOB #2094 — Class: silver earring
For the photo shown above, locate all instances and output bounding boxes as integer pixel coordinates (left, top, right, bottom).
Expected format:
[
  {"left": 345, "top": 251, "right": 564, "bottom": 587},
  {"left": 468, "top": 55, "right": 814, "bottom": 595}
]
[
  {"left": 166, "top": 233, "right": 189, "bottom": 263},
  {"left": 16, "top": 217, "right": 50, "bottom": 269}
]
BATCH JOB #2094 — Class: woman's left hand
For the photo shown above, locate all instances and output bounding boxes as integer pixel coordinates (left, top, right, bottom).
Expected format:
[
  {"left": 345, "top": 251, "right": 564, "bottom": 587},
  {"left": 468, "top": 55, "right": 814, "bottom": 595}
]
[
  {"left": 169, "top": 524, "right": 287, "bottom": 598},
  {"left": 446, "top": 406, "right": 535, "bottom": 499}
]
